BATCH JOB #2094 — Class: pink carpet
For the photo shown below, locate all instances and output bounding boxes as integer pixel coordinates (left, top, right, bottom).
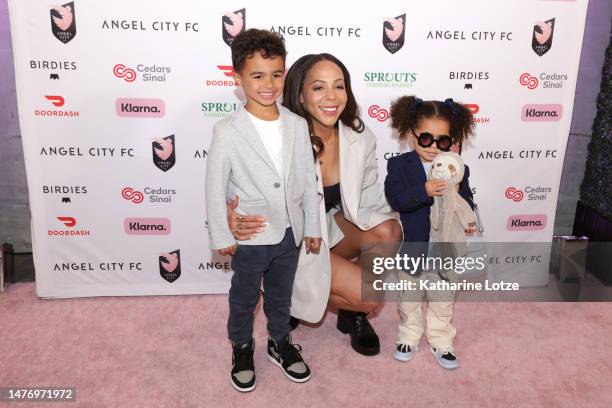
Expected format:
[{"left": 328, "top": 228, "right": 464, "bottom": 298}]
[{"left": 1, "top": 283, "right": 611, "bottom": 407}]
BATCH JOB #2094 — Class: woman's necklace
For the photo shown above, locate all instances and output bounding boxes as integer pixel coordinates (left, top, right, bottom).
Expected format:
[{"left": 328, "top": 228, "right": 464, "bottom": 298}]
[{"left": 319, "top": 128, "right": 337, "bottom": 166}]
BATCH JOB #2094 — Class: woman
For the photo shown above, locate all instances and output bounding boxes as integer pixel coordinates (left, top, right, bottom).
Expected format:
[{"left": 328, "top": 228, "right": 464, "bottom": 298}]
[{"left": 226, "top": 53, "right": 402, "bottom": 356}]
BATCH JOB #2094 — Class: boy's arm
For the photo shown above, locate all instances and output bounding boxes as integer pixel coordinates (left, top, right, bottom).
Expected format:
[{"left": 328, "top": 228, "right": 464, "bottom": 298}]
[
  {"left": 205, "top": 124, "right": 236, "bottom": 250},
  {"left": 384, "top": 157, "right": 433, "bottom": 213},
  {"left": 301, "top": 122, "right": 321, "bottom": 238},
  {"left": 459, "top": 165, "right": 475, "bottom": 210}
]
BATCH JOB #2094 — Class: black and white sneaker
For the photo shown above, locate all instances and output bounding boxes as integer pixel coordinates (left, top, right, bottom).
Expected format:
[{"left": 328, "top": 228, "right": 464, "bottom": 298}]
[
  {"left": 267, "top": 335, "right": 311, "bottom": 383},
  {"left": 430, "top": 346, "right": 460, "bottom": 370},
  {"left": 230, "top": 338, "right": 256, "bottom": 392}
]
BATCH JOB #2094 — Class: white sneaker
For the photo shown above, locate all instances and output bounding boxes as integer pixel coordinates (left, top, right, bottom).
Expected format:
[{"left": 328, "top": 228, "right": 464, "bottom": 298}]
[
  {"left": 393, "top": 343, "right": 417, "bottom": 362},
  {"left": 430, "top": 346, "right": 460, "bottom": 369}
]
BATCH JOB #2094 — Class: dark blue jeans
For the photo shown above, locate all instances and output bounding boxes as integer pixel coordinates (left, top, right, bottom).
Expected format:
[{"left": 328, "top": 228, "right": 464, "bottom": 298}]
[{"left": 228, "top": 228, "right": 299, "bottom": 344}]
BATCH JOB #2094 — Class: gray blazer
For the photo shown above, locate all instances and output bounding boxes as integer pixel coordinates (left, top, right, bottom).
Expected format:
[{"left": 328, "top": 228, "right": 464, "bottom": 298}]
[{"left": 205, "top": 104, "right": 321, "bottom": 250}]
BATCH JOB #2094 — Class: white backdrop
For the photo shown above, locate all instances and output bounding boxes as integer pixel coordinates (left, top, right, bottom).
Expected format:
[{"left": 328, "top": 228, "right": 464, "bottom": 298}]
[{"left": 8, "top": 0, "right": 588, "bottom": 298}]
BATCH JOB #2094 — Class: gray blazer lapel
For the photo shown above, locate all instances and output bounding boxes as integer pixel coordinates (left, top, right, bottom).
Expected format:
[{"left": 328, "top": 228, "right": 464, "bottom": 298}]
[
  {"left": 232, "top": 105, "right": 277, "bottom": 172},
  {"left": 280, "top": 106, "right": 295, "bottom": 183}
]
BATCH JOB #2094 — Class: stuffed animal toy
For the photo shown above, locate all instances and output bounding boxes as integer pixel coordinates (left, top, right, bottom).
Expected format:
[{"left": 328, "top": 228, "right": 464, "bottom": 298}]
[{"left": 429, "top": 152, "right": 477, "bottom": 281}]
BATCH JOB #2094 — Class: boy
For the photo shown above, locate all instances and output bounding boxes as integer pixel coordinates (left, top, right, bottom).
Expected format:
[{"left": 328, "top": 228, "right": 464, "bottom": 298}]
[{"left": 205, "top": 29, "right": 321, "bottom": 392}]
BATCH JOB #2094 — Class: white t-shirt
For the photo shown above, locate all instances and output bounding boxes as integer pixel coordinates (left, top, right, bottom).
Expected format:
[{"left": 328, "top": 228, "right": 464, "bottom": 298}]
[
  {"left": 246, "top": 110, "right": 290, "bottom": 228},
  {"left": 246, "top": 111, "right": 284, "bottom": 177}
]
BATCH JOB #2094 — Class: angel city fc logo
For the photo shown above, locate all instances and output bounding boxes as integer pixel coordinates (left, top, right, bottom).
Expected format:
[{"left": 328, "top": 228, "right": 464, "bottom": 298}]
[
  {"left": 382, "top": 13, "right": 406, "bottom": 54},
  {"left": 152, "top": 135, "right": 175, "bottom": 172},
  {"left": 50, "top": 2, "right": 76, "bottom": 44},
  {"left": 532, "top": 18, "right": 555, "bottom": 56},
  {"left": 159, "top": 250, "right": 181, "bottom": 283},
  {"left": 222, "top": 8, "right": 245, "bottom": 46}
]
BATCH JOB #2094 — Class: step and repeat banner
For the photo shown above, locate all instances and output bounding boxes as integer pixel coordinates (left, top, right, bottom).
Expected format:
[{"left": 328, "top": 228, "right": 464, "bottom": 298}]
[{"left": 8, "top": 0, "right": 588, "bottom": 298}]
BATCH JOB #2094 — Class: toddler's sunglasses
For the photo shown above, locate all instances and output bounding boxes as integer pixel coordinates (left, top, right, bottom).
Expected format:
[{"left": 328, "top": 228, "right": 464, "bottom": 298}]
[{"left": 416, "top": 132, "right": 452, "bottom": 152}]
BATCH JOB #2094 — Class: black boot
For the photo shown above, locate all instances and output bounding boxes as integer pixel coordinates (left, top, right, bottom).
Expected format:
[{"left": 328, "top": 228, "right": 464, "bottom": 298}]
[
  {"left": 289, "top": 316, "right": 300, "bottom": 331},
  {"left": 336, "top": 309, "right": 380, "bottom": 356}
]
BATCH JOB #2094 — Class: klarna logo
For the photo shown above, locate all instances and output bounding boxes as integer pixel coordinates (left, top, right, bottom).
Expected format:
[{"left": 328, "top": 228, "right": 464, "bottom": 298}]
[
  {"left": 116, "top": 98, "right": 165, "bottom": 118},
  {"left": 124, "top": 218, "right": 171, "bottom": 235}
]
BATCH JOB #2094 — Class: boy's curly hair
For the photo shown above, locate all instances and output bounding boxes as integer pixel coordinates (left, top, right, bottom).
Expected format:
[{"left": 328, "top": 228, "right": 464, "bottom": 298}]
[
  {"left": 390, "top": 96, "right": 475, "bottom": 145},
  {"left": 231, "top": 29, "right": 286, "bottom": 73}
]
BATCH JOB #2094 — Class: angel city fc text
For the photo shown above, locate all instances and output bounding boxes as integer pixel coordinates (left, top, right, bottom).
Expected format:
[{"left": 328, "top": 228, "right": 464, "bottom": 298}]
[
  {"left": 54, "top": 262, "right": 143, "bottom": 271},
  {"left": 270, "top": 26, "right": 361, "bottom": 37},
  {"left": 101, "top": 20, "right": 199, "bottom": 32}
]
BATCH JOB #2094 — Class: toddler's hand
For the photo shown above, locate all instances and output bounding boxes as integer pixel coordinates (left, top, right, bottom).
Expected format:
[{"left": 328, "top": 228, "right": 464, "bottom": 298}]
[
  {"left": 304, "top": 237, "right": 321, "bottom": 254},
  {"left": 218, "top": 244, "right": 237, "bottom": 256},
  {"left": 465, "top": 222, "right": 477, "bottom": 236},
  {"left": 425, "top": 180, "right": 447, "bottom": 197}
]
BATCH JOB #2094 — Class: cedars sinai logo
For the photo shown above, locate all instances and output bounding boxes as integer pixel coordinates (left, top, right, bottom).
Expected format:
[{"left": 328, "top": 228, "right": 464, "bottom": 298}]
[
  {"left": 50, "top": 2, "right": 76, "bottom": 44},
  {"left": 382, "top": 13, "right": 406, "bottom": 54},
  {"left": 368, "top": 105, "right": 389, "bottom": 122}
]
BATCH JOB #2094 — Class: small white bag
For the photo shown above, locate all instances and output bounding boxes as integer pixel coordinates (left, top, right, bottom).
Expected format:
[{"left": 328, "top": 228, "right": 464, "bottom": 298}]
[{"left": 461, "top": 203, "right": 488, "bottom": 276}]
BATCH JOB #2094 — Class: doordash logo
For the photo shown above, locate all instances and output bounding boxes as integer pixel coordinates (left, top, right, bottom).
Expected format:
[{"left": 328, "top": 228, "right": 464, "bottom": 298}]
[
  {"left": 49, "top": 216, "right": 91, "bottom": 236},
  {"left": 205, "top": 65, "right": 236, "bottom": 87},
  {"left": 35, "top": 95, "right": 79, "bottom": 117}
]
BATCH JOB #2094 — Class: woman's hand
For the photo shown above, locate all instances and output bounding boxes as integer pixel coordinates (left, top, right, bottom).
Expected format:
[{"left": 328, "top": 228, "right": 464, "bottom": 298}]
[
  {"left": 304, "top": 237, "right": 321, "bottom": 254},
  {"left": 226, "top": 195, "right": 266, "bottom": 240},
  {"left": 218, "top": 244, "right": 237, "bottom": 256}
]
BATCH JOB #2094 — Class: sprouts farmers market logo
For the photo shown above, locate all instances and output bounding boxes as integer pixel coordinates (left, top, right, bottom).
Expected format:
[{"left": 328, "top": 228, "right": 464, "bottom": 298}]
[
  {"left": 201, "top": 101, "right": 239, "bottom": 118},
  {"left": 363, "top": 72, "right": 417, "bottom": 88},
  {"left": 48, "top": 216, "right": 90, "bottom": 237},
  {"left": 50, "top": 2, "right": 76, "bottom": 44},
  {"left": 113, "top": 63, "right": 172, "bottom": 83},
  {"left": 35, "top": 95, "right": 79, "bottom": 118}
]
